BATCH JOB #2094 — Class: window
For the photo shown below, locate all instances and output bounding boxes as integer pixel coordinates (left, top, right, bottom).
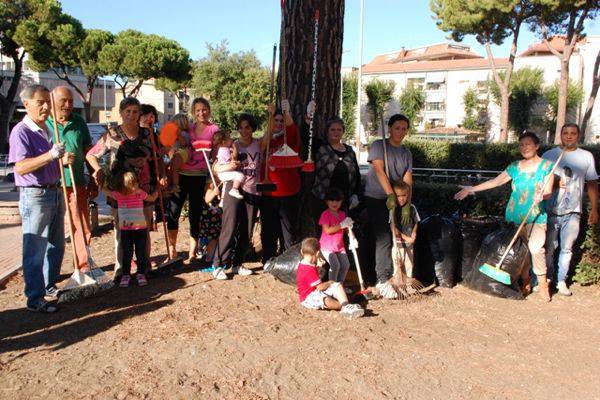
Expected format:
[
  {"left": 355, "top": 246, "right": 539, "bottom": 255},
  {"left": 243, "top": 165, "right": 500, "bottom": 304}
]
[
  {"left": 407, "top": 78, "right": 425, "bottom": 90},
  {"left": 167, "top": 102, "right": 174, "bottom": 109},
  {"left": 426, "top": 102, "right": 445, "bottom": 111},
  {"left": 426, "top": 82, "right": 445, "bottom": 91}
]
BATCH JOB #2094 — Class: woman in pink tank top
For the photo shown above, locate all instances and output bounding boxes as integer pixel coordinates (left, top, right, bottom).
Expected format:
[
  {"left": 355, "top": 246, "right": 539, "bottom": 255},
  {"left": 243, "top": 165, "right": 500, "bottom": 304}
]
[{"left": 166, "top": 97, "right": 219, "bottom": 263}]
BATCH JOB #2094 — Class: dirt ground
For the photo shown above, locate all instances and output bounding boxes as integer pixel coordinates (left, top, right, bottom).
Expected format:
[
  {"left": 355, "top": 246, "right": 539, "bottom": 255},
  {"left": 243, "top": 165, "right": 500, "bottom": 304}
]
[{"left": 1, "top": 221, "right": 600, "bottom": 400}]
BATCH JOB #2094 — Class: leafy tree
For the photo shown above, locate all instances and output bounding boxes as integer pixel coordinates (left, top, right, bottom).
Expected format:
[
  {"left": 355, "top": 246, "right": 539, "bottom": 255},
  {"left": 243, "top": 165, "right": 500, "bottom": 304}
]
[
  {"left": 543, "top": 78, "right": 585, "bottom": 131},
  {"left": 431, "top": 0, "right": 537, "bottom": 142},
  {"left": 341, "top": 71, "right": 357, "bottom": 141},
  {"left": 20, "top": 24, "right": 114, "bottom": 122},
  {"left": 531, "top": 0, "right": 599, "bottom": 143},
  {"left": 98, "top": 30, "right": 191, "bottom": 98},
  {"left": 190, "top": 41, "right": 270, "bottom": 129},
  {"left": 462, "top": 87, "right": 481, "bottom": 130},
  {"left": 0, "top": 0, "right": 64, "bottom": 151},
  {"left": 365, "top": 78, "right": 395, "bottom": 132},
  {"left": 574, "top": 221, "right": 600, "bottom": 285},
  {"left": 398, "top": 83, "right": 426, "bottom": 133},
  {"left": 489, "top": 66, "right": 545, "bottom": 134}
]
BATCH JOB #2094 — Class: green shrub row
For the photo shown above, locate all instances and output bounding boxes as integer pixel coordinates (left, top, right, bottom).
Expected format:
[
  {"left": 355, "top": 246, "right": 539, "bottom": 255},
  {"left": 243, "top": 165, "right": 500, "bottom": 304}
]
[{"left": 403, "top": 139, "right": 600, "bottom": 172}]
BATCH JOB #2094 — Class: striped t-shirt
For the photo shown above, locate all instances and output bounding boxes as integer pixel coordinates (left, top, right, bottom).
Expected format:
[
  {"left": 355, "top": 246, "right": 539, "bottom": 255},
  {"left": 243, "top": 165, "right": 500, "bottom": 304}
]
[{"left": 111, "top": 190, "right": 148, "bottom": 230}]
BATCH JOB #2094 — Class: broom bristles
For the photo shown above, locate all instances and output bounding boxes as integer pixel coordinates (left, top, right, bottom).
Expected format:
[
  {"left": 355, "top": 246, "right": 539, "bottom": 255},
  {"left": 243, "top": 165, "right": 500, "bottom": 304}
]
[{"left": 57, "top": 281, "right": 115, "bottom": 304}]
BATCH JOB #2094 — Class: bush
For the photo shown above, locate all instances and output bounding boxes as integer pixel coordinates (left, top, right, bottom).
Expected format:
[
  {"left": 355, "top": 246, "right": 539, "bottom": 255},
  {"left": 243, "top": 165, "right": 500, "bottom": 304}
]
[
  {"left": 412, "top": 181, "right": 508, "bottom": 218},
  {"left": 401, "top": 139, "right": 600, "bottom": 172},
  {"left": 574, "top": 221, "right": 600, "bottom": 286}
]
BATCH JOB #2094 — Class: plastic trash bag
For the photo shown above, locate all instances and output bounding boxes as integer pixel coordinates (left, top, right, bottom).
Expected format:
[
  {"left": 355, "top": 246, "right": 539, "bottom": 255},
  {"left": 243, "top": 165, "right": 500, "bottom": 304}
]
[
  {"left": 463, "top": 223, "right": 528, "bottom": 300},
  {"left": 456, "top": 216, "right": 503, "bottom": 281},
  {"left": 414, "top": 215, "right": 461, "bottom": 288},
  {"left": 264, "top": 244, "right": 303, "bottom": 285},
  {"left": 263, "top": 244, "right": 329, "bottom": 285}
]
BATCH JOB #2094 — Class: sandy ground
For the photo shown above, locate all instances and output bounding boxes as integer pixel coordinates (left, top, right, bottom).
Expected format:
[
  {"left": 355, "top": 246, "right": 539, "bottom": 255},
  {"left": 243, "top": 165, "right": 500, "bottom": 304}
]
[{"left": 1, "top": 221, "right": 600, "bottom": 400}]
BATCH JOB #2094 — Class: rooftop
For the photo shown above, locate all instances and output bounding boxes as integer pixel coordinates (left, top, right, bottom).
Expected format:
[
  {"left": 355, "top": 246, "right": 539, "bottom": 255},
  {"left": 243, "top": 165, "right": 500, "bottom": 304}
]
[{"left": 363, "top": 42, "right": 508, "bottom": 74}]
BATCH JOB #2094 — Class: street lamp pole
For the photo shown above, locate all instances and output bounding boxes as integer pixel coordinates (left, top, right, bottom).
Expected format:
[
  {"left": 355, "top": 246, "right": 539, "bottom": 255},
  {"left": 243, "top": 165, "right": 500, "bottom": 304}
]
[{"left": 355, "top": 0, "right": 365, "bottom": 155}]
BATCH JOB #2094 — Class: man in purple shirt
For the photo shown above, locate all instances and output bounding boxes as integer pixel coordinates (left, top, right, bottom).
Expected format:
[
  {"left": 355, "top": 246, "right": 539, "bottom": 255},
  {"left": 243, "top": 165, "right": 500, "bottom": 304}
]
[{"left": 8, "top": 84, "right": 74, "bottom": 313}]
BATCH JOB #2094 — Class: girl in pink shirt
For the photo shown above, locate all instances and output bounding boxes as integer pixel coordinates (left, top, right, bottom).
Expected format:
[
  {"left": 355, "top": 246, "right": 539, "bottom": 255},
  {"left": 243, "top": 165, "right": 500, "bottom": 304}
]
[
  {"left": 104, "top": 172, "right": 158, "bottom": 287},
  {"left": 318, "top": 188, "right": 354, "bottom": 283}
]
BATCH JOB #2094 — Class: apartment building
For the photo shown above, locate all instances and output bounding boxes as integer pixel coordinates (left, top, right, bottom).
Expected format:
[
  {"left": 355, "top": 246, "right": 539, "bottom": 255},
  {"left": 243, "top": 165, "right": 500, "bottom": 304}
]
[
  {"left": 0, "top": 52, "right": 115, "bottom": 123},
  {"left": 360, "top": 37, "right": 600, "bottom": 143}
]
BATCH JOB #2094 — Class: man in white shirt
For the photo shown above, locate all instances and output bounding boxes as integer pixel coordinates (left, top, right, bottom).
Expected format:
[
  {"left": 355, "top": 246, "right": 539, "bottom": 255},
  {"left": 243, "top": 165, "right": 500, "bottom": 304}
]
[{"left": 543, "top": 123, "right": 598, "bottom": 296}]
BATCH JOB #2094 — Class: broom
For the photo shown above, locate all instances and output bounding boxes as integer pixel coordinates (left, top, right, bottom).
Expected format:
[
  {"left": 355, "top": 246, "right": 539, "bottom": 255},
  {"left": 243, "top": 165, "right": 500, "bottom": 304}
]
[
  {"left": 48, "top": 94, "right": 113, "bottom": 303},
  {"left": 147, "top": 125, "right": 184, "bottom": 275},
  {"left": 347, "top": 228, "right": 370, "bottom": 296},
  {"left": 478, "top": 151, "right": 564, "bottom": 285},
  {"left": 301, "top": 9, "right": 320, "bottom": 173},
  {"left": 256, "top": 44, "right": 278, "bottom": 192},
  {"left": 192, "top": 139, "right": 219, "bottom": 190},
  {"left": 268, "top": 8, "right": 303, "bottom": 171}
]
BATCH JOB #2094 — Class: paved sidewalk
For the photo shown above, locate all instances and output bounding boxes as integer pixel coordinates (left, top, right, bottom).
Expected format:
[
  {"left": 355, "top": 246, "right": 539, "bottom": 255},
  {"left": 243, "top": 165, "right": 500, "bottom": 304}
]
[{"left": 0, "top": 181, "right": 21, "bottom": 283}]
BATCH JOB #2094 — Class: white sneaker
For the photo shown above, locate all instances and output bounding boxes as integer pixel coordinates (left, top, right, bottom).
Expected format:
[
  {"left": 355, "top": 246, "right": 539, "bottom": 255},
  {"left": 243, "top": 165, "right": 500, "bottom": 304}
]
[
  {"left": 340, "top": 303, "right": 364, "bottom": 318},
  {"left": 556, "top": 281, "right": 572, "bottom": 296},
  {"left": 376, "top": 282, "right": 398, "bottom": 299},
  {"left": 212, "top": 267, "right": 228, "bottom": 280},
  {"left": 229, "top": 188, "right": 244, "bottom": 199},
  {"left": 232, "top": 266, "right": 253, "bottom": 276}
]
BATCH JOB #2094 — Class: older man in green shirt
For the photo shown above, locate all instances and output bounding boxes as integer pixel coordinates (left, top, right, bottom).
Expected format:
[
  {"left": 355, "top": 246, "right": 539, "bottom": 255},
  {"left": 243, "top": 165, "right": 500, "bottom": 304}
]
[{"left": 47, "top": 86, "right": 95, "bottom": 272}]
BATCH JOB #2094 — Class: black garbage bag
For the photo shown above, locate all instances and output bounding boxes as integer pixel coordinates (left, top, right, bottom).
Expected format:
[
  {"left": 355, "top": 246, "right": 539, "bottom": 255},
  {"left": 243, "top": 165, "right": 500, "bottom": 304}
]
[
  {"left": 456, "top": 216, "right": 503, "bottom": 281},
  {"left": 263, "top": 244, "right": 303, "bottom": 285},
  {"left": 414, "top": 215, "right": 461, "bottom": 288},
  {"left": 463, "top": 223, "right": 528, "bottom": 300},
  {"left": 263, "top": 244, "right": 328, "bottom": 285}
]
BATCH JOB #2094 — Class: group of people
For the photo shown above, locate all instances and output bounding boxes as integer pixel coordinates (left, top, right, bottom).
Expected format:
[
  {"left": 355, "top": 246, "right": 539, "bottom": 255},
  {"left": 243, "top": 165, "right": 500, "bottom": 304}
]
[{"left": 8, "top": 83, "right": 598, "bottom": 315}]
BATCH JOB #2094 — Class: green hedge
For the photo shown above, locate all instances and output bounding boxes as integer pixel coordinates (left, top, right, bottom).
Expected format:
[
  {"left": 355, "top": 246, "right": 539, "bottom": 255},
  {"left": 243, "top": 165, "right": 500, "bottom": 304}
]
[{"left": 402, "top": 139, "right": 600, "bottom": 172}]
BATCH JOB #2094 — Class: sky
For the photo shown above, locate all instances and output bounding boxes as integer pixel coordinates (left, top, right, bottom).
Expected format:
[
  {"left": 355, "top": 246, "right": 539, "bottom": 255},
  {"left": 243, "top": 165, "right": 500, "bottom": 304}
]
[{"left": 62, "top": 0, "right": 600, "bottom": 67}]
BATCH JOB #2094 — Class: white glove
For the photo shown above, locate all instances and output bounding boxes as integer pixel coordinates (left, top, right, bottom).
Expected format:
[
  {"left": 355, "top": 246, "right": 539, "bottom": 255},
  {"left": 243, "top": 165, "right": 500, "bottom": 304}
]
[
  {"left": 339, "top": 217, "right": 354, "bottom": 229},
  {"left": 349, "top": 194, "right": 359, "bottom": 210},
  {"left": 306, "top": 100, "right": 316, "bottom": 118},
  {"left": 281, "top": 99, "right": 290, "bottom": 114},
  {"left": 49, "top": 142, "right": 66, "bottom": 160}
]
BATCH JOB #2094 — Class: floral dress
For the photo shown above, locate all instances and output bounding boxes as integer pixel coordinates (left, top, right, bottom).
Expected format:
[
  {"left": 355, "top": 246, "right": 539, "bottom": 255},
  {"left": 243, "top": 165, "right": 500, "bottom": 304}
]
[
  {"left": 505, "top": 159, "right": 555, "bottom": 225},
  {"left": 198, "top": 198, "right": 222, "bottom": 245}
]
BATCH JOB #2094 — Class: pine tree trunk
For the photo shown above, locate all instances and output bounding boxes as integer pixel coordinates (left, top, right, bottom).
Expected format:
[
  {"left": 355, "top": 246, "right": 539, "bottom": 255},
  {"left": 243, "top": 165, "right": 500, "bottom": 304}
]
[
  {"left": 0, "top": 55, "right": 23, "bottom": 152},
  {"left": 282, "top": 0, "right": 345, "bottom": 239},
  {"left": 580, "top": 51, "right": 600, "bottom": 142},
  {"left": 499, "top": 87, "right": 509, "bottom": 143},
  {"left": 282, "top": 0, "right": 344, "bottom": 158},
  {"left": 554, "top": 58, "right": 570, "bottom": 144}
]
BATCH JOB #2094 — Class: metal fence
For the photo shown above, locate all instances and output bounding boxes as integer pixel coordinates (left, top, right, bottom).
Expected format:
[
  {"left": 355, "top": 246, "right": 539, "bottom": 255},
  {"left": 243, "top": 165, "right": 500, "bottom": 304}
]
[
  {"left": 0, "top": 154, "right": 10, "bottom": 179},
  {"left": 359, "top": 165, "right": 500, "bottom": 184}
]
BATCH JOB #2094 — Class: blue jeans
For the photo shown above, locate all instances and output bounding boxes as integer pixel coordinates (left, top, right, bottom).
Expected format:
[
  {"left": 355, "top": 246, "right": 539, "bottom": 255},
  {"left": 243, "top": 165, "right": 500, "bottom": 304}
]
[
  {"left": 19, "top": 187, "right": 65, "bottom": 307},
  {"left": 545, "top": 213, "right": 580, "bottom": 283}
]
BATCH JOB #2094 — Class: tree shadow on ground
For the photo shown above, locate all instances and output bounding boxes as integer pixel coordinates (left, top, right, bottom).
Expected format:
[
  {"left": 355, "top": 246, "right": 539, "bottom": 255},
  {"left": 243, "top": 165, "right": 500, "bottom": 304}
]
[{"left": 0, "top": 273, "right": 187, "bottom": 354}]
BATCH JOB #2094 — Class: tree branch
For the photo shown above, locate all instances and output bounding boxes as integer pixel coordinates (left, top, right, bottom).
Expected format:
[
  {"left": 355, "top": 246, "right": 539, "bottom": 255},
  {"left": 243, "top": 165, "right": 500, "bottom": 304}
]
[
  {"left": 540, "top": 23, "right": 564, "bottom": 59},
  {"left": 52, "top": 67, "right": 86, "bottom": 101}
]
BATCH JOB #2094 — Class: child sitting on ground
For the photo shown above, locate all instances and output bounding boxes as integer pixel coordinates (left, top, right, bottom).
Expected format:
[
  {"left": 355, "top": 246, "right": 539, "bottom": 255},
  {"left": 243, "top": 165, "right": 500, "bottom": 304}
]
[
  {"left": 391, "top": 181, "right": 420, "bottom": 280},
  {"left": 213, "top": 130, "right": 245, "bottom": 199},
  {"left": 318, "top": 188, "right": 354, "bottom": 283},
  {"left": 104, "top": 171, "right": 158, "bottom": 287},
  {"left": 296, "top": 237, "right": 364, "bottom": 318}
]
